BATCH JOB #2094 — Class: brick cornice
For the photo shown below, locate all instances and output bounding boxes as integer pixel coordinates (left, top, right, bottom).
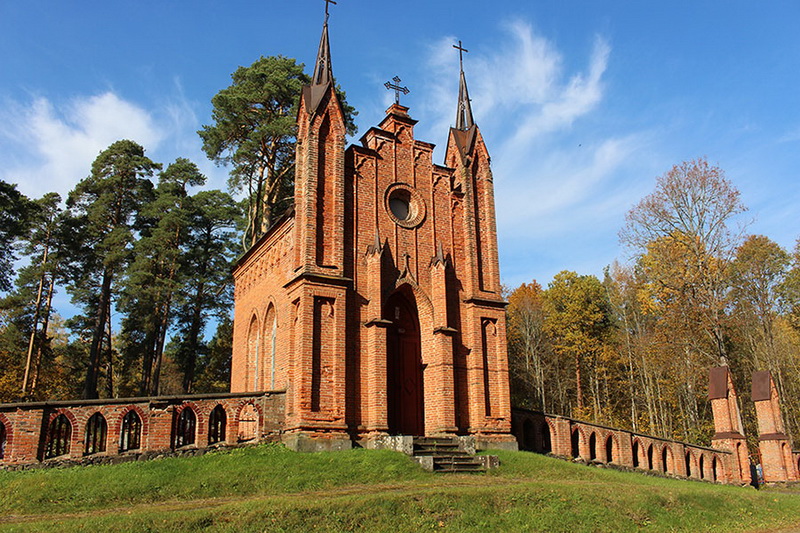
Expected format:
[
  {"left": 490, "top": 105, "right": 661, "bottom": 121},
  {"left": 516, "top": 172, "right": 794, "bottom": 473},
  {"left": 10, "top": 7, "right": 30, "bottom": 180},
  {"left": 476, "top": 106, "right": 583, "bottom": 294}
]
[
  {"left": 364, "top": 318, "right": 392, "bottom": 328},
  {"left": 759, "top": 432, "right": 790, "bottom": 441},
  {"left": 463, "top": 296, "right": 508, "bottom": 309},
  {"left": 283, "top": 270, "right": 353, "bottom": 290},
  {"left": 712, "top": 431, "right": 747, "bottom": 440}
]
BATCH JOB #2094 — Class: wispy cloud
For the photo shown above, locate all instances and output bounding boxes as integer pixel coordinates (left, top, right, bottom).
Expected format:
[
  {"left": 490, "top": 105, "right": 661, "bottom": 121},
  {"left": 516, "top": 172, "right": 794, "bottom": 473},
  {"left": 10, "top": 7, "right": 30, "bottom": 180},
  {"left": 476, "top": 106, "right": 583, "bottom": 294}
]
[
  {"left": 414, "top": 19, "right": 656, "bottom": 287},
  {"left": 0, "top": 92, "right": 164, "bottom": 198},
  {"left": 0, "top": 86, "right": 230, "bottom": 200}
]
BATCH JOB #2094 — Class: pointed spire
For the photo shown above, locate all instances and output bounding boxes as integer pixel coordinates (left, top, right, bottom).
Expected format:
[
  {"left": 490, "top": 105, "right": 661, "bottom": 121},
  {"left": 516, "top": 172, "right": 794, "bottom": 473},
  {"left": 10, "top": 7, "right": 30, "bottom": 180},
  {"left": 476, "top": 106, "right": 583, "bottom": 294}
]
[
  {"left": 312, "top": 14, "right": 333, "bottom": 87},
  {"left": 453, "top": 40, "right": 475, "bottom": 130}
]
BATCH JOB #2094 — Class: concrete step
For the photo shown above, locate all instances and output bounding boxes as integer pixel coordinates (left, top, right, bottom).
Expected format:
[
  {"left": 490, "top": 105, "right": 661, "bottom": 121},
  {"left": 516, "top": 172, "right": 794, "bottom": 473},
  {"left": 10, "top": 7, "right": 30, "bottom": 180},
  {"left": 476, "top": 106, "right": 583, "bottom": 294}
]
[{"left": 433, "top": 456, "right": 486, "bottom": 472}]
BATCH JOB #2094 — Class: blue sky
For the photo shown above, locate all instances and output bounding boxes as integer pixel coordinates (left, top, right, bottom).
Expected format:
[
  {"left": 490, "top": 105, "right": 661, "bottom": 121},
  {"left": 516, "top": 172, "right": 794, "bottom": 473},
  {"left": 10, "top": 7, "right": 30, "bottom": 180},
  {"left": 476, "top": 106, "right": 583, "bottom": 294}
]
[{"left": 1, "top": 1, "right": 798, "bottom": 295}]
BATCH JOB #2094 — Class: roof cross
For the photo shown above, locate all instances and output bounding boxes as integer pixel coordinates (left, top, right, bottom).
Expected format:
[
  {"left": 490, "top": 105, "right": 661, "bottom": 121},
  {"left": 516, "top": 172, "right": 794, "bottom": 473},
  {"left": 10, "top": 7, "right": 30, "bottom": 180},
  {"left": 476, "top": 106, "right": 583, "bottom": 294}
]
[
  {"left": 384, "top": 76, "right": 410, "bottom": 105},
  {"left": 324, "top": 0, "right": 337, "bottom": 21},
  {"left": 453, "top": 40, "right": 469, "bottom": 70}
]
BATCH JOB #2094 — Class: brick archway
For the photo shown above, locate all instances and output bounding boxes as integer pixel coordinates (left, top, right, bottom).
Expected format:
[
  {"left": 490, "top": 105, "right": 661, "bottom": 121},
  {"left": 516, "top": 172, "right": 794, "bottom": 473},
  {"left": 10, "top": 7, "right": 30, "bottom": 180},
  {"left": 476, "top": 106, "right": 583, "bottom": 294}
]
[{"left": 385, "top": 287, "right": 423, "bottom": 436}]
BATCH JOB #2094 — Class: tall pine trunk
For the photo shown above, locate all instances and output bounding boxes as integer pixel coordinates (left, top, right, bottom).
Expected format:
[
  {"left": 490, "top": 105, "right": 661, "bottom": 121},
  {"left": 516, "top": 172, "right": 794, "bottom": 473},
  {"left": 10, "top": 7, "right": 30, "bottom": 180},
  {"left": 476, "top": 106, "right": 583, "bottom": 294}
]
[
  {"left": 84, "top": 268, "right": 112, "bottom": 399},
  {"left": 31, "top": 273, "right": 55, "bottom": 396}
]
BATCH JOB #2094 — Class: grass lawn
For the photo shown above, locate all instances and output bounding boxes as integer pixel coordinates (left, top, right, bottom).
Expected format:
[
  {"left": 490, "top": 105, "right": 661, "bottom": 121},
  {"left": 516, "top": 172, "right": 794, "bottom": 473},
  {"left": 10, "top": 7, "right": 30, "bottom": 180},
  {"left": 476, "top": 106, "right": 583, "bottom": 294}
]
[{"left": 1, "top": 444, "right": 798, "bottom": 532}]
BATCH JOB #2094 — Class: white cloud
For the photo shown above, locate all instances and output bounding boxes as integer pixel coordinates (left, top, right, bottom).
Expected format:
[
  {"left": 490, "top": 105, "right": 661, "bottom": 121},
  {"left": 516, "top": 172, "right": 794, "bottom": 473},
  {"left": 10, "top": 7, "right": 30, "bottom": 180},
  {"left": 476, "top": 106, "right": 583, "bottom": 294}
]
[
  {"left": 413, "top": 19, "right": 662, "bottom": 287},
  {"left": 0, "top": 92, "right": 165, "bottom": 198}
]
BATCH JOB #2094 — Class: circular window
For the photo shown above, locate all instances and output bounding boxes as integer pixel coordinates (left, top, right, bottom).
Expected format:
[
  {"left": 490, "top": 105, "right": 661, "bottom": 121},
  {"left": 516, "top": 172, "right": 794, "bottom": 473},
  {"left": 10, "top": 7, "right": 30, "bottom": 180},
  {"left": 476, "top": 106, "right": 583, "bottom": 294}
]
[
  {"left": 389, "top": 191, "right": 411, "bottom": 221},
  {"left": 385, "top": 184, "right": 426, "bottom": 228}
]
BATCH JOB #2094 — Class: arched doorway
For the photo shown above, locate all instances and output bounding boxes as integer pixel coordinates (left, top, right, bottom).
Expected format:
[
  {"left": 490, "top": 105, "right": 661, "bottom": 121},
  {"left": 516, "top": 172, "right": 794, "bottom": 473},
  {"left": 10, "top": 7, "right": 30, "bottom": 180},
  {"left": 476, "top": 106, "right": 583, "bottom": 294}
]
[{"left": 385, "top": 289, "right": 424, "bottom": 435}]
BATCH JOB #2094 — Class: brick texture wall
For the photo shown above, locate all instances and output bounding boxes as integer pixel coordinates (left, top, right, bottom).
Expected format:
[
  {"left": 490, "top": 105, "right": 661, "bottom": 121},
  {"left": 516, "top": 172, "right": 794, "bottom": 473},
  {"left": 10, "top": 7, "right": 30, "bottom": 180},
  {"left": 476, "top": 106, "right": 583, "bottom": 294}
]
[{"left": 0, "top": 392, "right": 284, "bottom": 467}]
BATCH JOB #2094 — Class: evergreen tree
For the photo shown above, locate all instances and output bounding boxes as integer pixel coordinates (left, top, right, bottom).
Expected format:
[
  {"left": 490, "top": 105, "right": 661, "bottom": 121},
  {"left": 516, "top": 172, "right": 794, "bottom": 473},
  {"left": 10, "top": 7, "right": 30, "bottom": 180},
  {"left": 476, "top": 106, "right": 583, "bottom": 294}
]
[
  {"left": 118, "top": 158, "right": 205, "bottom": 396},
  {"left": 194, "top": 316, "right": 233, "bottom": 393},
  {"left": 171, "top": 189, "right": 239, "bottom": 393},
  {"left": 0, "top": 180, "right": 34, "bottom": 292},
  {"left": 199, "top": 55, "right": 356, "bottom": 248},
  {"left": 65, "top": 140, "right": 160, "bottom": 399}
]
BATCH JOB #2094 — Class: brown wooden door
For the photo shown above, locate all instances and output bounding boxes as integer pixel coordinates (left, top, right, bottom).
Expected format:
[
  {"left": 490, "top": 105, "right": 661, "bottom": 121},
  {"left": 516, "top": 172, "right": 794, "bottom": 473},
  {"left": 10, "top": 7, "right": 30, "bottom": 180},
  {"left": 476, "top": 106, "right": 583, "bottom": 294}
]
[{"left": 386, "top": 290, "right": 424, "bottom": 435}]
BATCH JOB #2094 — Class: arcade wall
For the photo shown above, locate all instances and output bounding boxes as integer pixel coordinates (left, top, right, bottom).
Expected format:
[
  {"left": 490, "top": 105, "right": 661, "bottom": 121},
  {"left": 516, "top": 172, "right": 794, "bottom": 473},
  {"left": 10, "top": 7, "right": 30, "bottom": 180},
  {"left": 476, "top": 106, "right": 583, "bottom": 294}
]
[{"left": 0, "top": 392, "right": 284, "bottom": 468}]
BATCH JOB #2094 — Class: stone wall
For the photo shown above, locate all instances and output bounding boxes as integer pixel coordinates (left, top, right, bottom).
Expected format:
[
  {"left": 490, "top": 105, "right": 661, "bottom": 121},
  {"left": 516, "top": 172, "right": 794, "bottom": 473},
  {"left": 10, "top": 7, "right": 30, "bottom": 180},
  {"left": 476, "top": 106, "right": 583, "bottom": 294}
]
[
  {"left": 512, "top": 408, "right": 736, "bottom": 484},
  {"left": 0, "top": 391, "right": 284, "bottom": 468}
]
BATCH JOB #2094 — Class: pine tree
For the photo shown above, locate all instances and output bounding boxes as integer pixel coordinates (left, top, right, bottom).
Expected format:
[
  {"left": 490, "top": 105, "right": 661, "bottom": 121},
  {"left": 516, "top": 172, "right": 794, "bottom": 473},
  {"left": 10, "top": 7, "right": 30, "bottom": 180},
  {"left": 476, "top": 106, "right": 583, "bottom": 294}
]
[{"left": 65, "top": 140, "right": 160, "bottom": 399}]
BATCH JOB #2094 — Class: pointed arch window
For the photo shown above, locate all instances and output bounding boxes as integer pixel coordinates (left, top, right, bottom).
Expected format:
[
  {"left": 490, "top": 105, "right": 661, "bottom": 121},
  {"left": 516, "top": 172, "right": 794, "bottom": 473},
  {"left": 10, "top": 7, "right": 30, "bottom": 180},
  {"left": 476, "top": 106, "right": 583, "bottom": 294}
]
[
  {"left": 84, "top": 412, "right": 107, "bottom": 455},
  {"left": 120, "top": 410, "right": 142, "bottom": 452},
  {"left": 173, "top": 407, "right": 196, "bottom": 449},
  {"left": 247, "top": 315, "right": 261, "bottom": 392},
  {"left": 208, "top": 405, "right": 227, "bottom": 445},
  {"left": 265, "top": 304, "right": 277, "bottom": 390},
  {"left": 45, "top": 414, "right": 71, "bottom": 459}
]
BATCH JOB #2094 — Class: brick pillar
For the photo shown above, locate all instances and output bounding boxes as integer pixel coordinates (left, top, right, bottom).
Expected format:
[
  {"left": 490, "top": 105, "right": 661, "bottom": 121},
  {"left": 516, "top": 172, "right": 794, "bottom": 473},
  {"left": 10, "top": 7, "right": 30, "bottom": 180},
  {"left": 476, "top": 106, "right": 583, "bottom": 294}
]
[
  {"left": 673, "top": 443, "right": 688, "bottom": 477},
  {"left": 285, "top": 284, "right": 348, "bottom": 435},
  {"left": 618, "top": 432, "right": 634, "bottom": 468},
  {"left": 550, "top": 416, "right": 572, "bottom": 457},
  {"left": 362, "top": 241, "right": 389, "bottom": 435},
  {"left": 426, "top": 330, "right": 457, "bottom": 435},
  {"left": 753, "top": 370, "right": 797, "bottom": 482},
  {"left": 708, "top": 366, "right": 751, "bottom": 484},
  {"left": 426, "top": 249, "right": 457, "bottom": 436},
  {"left": 8, "top": 409, "right": 41, "bottom": 464}
]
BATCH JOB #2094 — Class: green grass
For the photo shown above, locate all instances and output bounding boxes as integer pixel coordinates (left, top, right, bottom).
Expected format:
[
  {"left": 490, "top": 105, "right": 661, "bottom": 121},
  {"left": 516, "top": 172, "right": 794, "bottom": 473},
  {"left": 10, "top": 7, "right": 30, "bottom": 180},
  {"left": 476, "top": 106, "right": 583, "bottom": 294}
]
[{"left": 1, "top": 444, "right": 799, "bottom": 532}]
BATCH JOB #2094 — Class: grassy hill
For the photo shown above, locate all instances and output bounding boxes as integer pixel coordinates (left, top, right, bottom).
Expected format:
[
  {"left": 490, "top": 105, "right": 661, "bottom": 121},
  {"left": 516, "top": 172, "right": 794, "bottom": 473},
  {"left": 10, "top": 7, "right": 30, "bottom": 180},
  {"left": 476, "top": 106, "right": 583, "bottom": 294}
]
[{"left": 1, "top": 444, "right": 799, "bottom": 532}]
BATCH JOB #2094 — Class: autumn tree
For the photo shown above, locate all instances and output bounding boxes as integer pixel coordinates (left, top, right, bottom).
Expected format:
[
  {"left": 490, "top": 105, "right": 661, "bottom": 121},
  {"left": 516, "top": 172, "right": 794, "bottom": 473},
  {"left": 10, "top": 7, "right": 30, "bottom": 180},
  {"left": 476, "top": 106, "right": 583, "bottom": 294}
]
[
  {"left": 543, "top": 271, "right": 612, "bottom": 419},
  {"left": 781, "top": 239, "right": 800, "bottom": 331},
  {"left": 729, "top": 235, "right": 791, "bottom": 367},
  {"left": 621, "top": 158, "right": 747, "bottom": 365},
  {"left": 506, "top": 282, "right": 550, "bottom": 410},
  {"left": 199, "top": 55, "right": 356, "bottom": 249}
]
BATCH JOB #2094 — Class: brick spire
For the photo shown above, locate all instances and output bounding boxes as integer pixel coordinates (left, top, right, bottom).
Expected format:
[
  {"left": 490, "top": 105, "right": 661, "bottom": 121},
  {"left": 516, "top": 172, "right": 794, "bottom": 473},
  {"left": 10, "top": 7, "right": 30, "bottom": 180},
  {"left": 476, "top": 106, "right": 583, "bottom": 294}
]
[{"left": 454, "top": 41, "right": 474, "bottom": 130}]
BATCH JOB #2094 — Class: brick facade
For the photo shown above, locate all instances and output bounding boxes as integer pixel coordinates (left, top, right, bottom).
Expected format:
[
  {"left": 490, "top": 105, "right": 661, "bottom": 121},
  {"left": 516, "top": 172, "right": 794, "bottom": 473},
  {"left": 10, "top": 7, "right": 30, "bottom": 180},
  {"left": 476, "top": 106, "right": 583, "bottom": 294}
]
[{"left": 230, "top": 18, "right": 515, "bottom": 450}]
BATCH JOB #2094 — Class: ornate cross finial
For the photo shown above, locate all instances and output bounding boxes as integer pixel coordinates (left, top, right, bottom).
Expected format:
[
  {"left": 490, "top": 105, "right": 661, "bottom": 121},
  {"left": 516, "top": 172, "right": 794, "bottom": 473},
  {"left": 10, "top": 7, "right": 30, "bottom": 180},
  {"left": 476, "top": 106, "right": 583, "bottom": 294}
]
[
  {"left": 324, "top": 0, "right": 337, "bottom": 21},
  {"left": 453, "top": 40, "right": 469, "bottom": 70},
  {"left": 384, "top": 76, "right": 410, "bottom": 105}
]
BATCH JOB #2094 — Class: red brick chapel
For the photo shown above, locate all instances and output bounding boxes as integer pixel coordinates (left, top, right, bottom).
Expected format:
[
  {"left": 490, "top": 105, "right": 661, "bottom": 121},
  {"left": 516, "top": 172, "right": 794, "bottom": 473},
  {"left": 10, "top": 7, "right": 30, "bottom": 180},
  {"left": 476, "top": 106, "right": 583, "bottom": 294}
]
[{"left": 230, "top": 12, "right": 517, "bottom": 451}]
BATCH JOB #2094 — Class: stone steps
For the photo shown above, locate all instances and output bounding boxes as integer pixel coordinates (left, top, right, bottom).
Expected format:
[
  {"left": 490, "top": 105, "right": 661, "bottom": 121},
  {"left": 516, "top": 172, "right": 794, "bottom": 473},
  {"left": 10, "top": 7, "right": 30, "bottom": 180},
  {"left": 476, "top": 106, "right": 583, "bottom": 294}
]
[{"left": 411, "top": 436, "right": 490, "bottom": 473}]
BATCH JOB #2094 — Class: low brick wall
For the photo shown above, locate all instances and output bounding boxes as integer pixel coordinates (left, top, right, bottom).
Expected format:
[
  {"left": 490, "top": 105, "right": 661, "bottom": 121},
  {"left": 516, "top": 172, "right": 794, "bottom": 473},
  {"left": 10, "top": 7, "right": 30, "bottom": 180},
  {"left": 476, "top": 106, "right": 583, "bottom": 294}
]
[
  {"left": 512, "top": 408, "right": 736, "bottom": 484},
  {"left": 0, "top": 391, "right": 285, "bottom": 468}
]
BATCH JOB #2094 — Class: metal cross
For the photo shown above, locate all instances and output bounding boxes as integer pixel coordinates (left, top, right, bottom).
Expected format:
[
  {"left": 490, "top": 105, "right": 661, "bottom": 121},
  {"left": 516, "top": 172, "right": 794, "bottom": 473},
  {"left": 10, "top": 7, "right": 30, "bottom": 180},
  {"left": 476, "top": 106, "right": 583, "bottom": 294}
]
[
  {"left": 453, "top": 40, "right": 469, "bottom": 69},
  {"left": 324, "top": 0, "right": 337, "bottom": 21},
  {"left": 384, "top": 76, "right": 410, "bottom": 105}
]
